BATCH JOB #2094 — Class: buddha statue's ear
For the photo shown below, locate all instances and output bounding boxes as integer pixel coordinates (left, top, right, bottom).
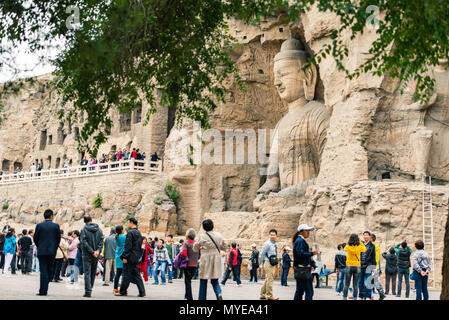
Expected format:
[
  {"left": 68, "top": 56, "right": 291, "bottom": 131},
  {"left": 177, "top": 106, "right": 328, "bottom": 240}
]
[{"left": 303, "top": 64, "right": 317, "bottom": 101}]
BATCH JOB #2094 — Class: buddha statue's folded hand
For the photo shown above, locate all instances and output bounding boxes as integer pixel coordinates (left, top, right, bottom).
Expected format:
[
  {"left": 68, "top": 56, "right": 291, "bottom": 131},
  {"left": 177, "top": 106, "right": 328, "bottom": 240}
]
[
  {"left": 275, "top": 178, "right": 317, "bottom": 198},
  {"left": 257, "top": 179, "right": 280, "bottom": 194}
]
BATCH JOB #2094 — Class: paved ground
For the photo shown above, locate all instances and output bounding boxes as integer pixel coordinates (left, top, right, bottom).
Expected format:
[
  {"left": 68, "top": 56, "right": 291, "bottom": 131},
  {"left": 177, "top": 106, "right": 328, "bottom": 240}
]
[{"left": 0, "top": 272, "right": 441, "bottom": 300}]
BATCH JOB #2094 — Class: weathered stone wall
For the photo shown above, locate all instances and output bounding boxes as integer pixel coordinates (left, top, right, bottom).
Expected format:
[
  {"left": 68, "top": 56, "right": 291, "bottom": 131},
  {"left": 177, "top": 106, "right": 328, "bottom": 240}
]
[
  {"left": 0, "top": 171, "right": 176, "bottom": 236},
  {"left": 0, "top": 75, "right": 170, "bottom": 173},
  {"left": 206, "top": 181, "right": 449, "bottom": 287}
]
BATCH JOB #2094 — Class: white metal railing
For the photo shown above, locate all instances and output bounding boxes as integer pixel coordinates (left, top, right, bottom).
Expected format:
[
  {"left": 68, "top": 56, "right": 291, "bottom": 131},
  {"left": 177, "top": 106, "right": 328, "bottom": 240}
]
[{"left": 0, "top": 159, "right": 162, "bottom": 185}]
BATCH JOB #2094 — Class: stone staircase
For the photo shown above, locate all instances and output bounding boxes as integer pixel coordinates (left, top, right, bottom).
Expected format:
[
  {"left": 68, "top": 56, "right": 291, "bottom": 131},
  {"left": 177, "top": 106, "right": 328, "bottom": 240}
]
[{"left": 173, "top": 172, "right": 202, "bottom": 233}]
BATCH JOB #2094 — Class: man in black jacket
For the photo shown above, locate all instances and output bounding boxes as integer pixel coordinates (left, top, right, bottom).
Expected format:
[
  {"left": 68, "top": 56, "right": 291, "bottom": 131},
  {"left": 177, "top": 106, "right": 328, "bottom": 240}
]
[
  {"left": 116, "top": 217, "right": 145, "bottom": 297},
  {"left": 34, "top": 209, "right": 61, "bottom": 296},
  {"left": 395, "top": 241, "right": 412, "bottom": 298},
  {"left": 80, "top": 216, "right": 104, "bottom": 298},
  {"left": 358, "top": 231, "right": 386, "bottom": 300},
  {"left": 18, "top": 229, "right": 32, "bottom": 275},
  {"left": 249, "top": 244, "right": 259, "bottom": 283},
  {"left": 359, "top": 231, "right": 375, "bottom": 299}
]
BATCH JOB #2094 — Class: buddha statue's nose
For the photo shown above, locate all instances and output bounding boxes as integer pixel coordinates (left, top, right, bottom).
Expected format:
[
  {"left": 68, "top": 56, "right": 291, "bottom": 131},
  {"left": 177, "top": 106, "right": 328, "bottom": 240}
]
[{"left": 274, "top": 76, "right": 281, "bottom": 87}]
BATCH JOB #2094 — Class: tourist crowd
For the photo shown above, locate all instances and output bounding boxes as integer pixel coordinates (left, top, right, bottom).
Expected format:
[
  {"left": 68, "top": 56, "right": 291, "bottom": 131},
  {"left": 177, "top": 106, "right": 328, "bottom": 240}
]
[
  {"left": 1, "top": 149, "right": 161, "bottom": 179},
  {"left": 332, "top": 231, "right": 432, "bottom": 301},
  {"left": 79, "top": 148, "right": 154, "bottom": 170},
  {"left": 0, "top": 214, "right": 433, "bottom": 300}
]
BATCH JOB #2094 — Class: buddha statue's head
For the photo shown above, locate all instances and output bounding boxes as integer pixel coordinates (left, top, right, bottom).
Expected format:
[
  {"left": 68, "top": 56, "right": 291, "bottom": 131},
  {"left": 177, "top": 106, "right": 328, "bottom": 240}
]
[{"left": 273, "top": 38, "right": 317, "bottom": 104}]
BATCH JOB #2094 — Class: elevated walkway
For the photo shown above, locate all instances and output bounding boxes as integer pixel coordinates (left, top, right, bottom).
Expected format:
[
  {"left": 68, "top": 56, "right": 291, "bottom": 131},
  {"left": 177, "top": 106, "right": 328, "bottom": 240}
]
[{"left": 0, "top": 159, "right": 162, "bottom": 186}]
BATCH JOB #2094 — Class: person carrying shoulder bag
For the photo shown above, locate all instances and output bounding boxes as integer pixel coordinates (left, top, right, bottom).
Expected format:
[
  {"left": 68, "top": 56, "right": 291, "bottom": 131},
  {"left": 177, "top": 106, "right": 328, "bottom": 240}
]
[
  {"left": 293, "top": 224, "right": 318, "bottom": 300},
  {"left": 260, "top": 229, "right": 280, "bottom": 300}
]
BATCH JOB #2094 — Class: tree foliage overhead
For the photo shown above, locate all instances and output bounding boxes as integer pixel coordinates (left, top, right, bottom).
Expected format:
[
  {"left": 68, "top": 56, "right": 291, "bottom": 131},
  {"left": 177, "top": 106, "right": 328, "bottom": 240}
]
[{"left": 1, "top": 0, "right": 448, "bottom": 155}]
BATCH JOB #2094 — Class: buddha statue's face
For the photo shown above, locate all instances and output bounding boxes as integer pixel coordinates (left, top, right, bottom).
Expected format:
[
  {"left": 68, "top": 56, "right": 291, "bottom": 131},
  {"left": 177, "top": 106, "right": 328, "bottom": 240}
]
[{"left": 274, "top": 58, "right": 304, "bottom": 104}]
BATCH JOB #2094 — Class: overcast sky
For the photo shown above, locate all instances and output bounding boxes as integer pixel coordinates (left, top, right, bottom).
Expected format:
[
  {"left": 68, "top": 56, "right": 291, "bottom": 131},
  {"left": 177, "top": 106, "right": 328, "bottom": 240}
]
[{"left": 0, "top": 39, "right": 62, "bottom": 83}]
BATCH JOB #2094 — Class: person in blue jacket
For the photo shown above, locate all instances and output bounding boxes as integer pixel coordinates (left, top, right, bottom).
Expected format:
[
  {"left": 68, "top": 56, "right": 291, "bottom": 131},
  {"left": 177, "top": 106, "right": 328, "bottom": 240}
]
[
  {"left": 293, "top": 224, "right": 318, "bottom": 300},
  {"left": 281, "top": 246, "right": 293, "bottom": 286},
  {"left": 113, "top": 225, "right": 126, "bottom": 295}
]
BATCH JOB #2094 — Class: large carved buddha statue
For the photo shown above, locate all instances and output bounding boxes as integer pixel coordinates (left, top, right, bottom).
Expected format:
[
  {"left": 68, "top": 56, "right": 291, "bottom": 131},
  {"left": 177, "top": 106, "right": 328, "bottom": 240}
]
[{"left": 257, "top": 38, "right": 330, "bottom": 197}]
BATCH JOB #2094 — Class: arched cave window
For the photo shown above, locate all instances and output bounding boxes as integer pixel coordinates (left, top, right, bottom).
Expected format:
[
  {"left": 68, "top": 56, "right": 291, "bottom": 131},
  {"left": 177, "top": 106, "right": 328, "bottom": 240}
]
[{"left": 2, "top": 159, "right": 10, "bottom": 171}]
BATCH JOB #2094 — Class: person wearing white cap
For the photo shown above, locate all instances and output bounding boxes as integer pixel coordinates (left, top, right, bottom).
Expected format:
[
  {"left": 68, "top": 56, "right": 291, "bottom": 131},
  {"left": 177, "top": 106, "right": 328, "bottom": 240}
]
[
  {"left": 293, "top": 224, "right": 317, "bottom": 300},
  {"left": 249, "top": 244, "right": 259, "bottom": 283},
  {"left": 281, "top": 246, "right": 293, "bottom": 286}
]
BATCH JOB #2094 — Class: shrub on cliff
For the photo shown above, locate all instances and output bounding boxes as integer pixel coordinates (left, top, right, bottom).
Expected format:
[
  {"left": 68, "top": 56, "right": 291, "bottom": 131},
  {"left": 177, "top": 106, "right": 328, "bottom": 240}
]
[
  {"left": 91, "top": 193, "right": 102, "bottom": 208},
  {"left": 164, "top": 180, "right": 180, "bottom": 204},
  {"left": 153, "top": 196, "right": 163, "bottom": 205}
]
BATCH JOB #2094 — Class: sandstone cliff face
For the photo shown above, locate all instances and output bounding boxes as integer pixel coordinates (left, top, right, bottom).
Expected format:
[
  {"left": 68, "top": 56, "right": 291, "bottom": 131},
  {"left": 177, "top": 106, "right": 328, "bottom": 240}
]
[
  {"left": 199, "top": 10, "right": 449, "bottom": 291},
  {"left": 0, "top": 172, "right": 176, "bottom": 236},
  {"left": 0, "top": 75, "right": 169, "bottom": 173},
  {"left": 0, "top": 76, "right": 50, "bottom": 172},
  {"left": 206, "top": 181, "right": 449, "bottom": 287}
]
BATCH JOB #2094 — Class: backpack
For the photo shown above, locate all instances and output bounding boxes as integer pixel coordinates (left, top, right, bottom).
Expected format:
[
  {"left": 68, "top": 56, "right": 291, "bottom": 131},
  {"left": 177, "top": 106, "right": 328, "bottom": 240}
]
[
  {"left": 252, "top": 250, "right": 259, "bottom": 266},
  {"left": 173, "top": 250, "right": 189, "bottom": 269},
  {"left": 398, "top": 249, "right": 411, "bottom": 269}
]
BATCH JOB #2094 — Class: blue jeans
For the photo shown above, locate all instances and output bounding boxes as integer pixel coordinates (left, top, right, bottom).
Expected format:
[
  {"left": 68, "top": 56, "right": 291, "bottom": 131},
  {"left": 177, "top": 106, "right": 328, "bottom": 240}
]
[
  {"left": 281, "top": 266, "right": 289, "bottom": 286},
  {"left": 153, "top": 261, "right": 167, "bottom": 284},
  {"left": 358, "top": 267, "right": 369, "bottom": 298},
  {"left": 221, "top": 265, "right": 241, "bottom": 285},
  {"left": 397, "top": 269, "right": 410, "bottom": 296},
  {"left": 33, "top": 253, "right": 39, "bottom": 272},
  {"left": 70, "top": 250, "right": 84, "bottom": 282},
  {"left": 168, "top": 258, "right": 173, "bottom": 281},
  {"left": 114, "top": 268, "right": 123, "bottom": 290},
  {"left": 199, "top": 279, "right": 222, "bottom": 300},
  {"left": 147, "top": 263, "right": 153, "bottom": 278},
  {"left": 336, "top": 268, "right": 346, "bottom": 293},
  {"left": 415, "top": 273, "right": 429, "bottom": 300}
]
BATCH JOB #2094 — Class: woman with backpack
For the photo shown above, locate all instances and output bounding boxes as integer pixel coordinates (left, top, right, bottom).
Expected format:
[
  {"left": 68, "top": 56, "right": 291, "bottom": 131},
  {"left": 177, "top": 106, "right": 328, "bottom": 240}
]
[
  {"left": 382, "top": 248, "right": 398, "bottom": 295},
  {"left": 342, "top": 233, "right": 367, "bottom": 300},
  {"left": 177, "top": 228, "right": 199, "bottom": 300}
]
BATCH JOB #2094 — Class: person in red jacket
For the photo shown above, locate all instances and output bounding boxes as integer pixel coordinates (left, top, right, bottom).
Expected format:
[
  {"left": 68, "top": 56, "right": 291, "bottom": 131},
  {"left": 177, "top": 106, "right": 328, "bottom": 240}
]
[
  {"left": 138, "top": 237, "right": 153, "bottom": 282},
  {"left": 220, "top": 243, "right": 242, "bottom": 286}
]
